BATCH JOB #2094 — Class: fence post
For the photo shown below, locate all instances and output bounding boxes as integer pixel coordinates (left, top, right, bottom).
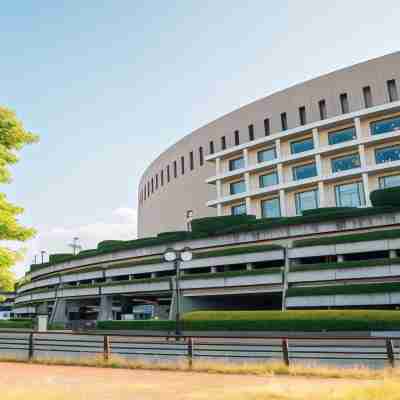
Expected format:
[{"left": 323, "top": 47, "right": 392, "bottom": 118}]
[
  {"left": 28, "top": 333, "right": 34, "bottom": 361},
  {"left": 282, "top": 338, "right": 290, "bottom": 367},
  {"left": 187, "top": 337, "right": 194, "bottom": 368},
  {"left": 103, "top": 335, "right": 110, "bottom": 362},
  {"left": 385, "top": 338, "right": 395, "bottom": 368}
]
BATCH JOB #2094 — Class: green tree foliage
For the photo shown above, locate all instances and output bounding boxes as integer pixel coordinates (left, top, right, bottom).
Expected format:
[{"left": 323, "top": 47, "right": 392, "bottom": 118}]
[{"left": 0, "top": 107, "right": 38, "bottom": 291}]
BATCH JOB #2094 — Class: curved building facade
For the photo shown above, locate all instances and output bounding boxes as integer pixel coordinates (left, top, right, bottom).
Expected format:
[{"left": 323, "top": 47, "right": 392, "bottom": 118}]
[{"left": 138, "top": 52, "right": 400, "bottom": 237}]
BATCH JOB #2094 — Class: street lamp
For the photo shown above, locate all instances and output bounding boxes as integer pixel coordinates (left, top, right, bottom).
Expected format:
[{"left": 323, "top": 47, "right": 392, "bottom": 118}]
[
  {"left": 40, "top": 250, "right": 47, "bottom": 264},
  {"left": 163, "top": 247, "right": 193, "bottom": 336}
]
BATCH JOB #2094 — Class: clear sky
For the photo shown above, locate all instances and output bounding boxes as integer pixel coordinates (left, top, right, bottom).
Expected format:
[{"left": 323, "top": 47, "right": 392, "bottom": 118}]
[{"left": 1, "top": 1, "right": 399, "bottom": 277}]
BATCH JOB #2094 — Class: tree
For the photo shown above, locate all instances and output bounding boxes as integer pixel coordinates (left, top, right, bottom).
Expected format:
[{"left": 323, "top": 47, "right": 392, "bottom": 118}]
[{"left": 0, "top": 107, "right": 38, "bottom": 292}]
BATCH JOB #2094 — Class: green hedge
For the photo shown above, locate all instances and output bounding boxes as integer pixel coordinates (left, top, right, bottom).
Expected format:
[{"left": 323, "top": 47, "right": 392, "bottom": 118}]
[
  {"left": 0, "top": 319, "right": 33, "bottom": 329},
  {"left": 287, "top": 282, "right": 400, "bottom": 297},
  {"left": 181, "top": 267, "right": 282, "bottom": 281},
  {"left": 293, "top": 228, "right": 400, "bottom": 247},
  {"left": 97, "top": 310, "right": 400, "bottom": 331},
  {"left": 195, "top": 244, "right": 282, "bottom": 259},
  {"left": 49, "top": 253, "right": 74, "bottom": 263},
  {"left": 302, "top": 207, "right": 356, "bottom": 216},
  {"left": 191, "top": 215, "right": 256, "bottom": 234},
  {"left": 370, "top": 187, "right": 400, "bottom": 207}
]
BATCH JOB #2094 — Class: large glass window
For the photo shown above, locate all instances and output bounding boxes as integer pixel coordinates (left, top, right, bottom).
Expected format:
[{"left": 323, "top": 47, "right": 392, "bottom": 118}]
[
  {"left": 259, "top": 171, "right": 278, "bottom": 188},
  {"left": 371, "top": 116, "right": 400, "bottom": 135},
  {"left": 295, "top": 190, "right": 319, "bottom": 214},
  {"left": 379, "top": 174, "right": 400, "bottom": 189},
  {"left": 257, "top": 147, "right": 276, "bottom": 163},
  {"left": 231, "top": 203, "right": 246, "bottom": 216},
  {"left": 331, "top": 153, "right": 361, "bottom": 173},
  {"left": 261, "top": 198, "right": 281, "bottom": 218},
  {"left": 229, "top": 157, "right": 244, "bottom": 171},
  {"left": 290, "top": 137, "right": 314, "bottom": 154},
  {"left": 293, "top": 162, "right": 317, "bottom": 181},
  {"left": 375, "top": 145, "right": 400, "bottom": 164},
  {"left": 230, "top": 180, "right": 246, "bottom": 195},
  {"left": 328, "top": 127, "right": 356, "bottom": 145},
  {"left": 335, "top": 182, "right": 365, "bottom": 207}
]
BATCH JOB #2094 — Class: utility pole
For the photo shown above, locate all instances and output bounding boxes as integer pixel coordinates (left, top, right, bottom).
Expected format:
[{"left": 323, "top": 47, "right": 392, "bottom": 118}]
[{"left": 68, "top": 237, "right": 82, "bottom": 255}]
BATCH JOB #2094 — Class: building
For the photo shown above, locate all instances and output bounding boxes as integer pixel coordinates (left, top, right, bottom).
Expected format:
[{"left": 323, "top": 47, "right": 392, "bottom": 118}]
[
  {"left": 138, "top": 52, "right": 400, "bottom": 238},
  {"left": 0, "top": 291, "right": 15, "bottom": 320}
]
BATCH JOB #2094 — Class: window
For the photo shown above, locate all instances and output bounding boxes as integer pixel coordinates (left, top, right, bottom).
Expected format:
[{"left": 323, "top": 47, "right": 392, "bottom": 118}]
[
  {"left": 295, "top": 189, "right": 319, "bottom": 214},
  {"left": 229, "top": 157, "right": 244, "bottom": 171},
  {"left": 280, "top": 112, "right": 288, "bottom": 130},
  {"left": 290, "top": 137, "right": 314, "bottom": 154},
  {"left": 167, "top": 165, "right": 170, "bottom": 182},
  {"left": 371, "top": 116, "right": 400, "bottom": 135},
  {"left": 199, "top": 147, "right": 204, "bottom": 166},
  {"left": 155, "top": 174, "right": 158, "bottom": 189},
  {"left": 234, "top": 130, "right": 240, "bottom": 146},
  {"left": 264, "top": 118, "right": 270, "bottom": 136},
  {"left": 230, "top": 180, "right": 246, "bottom": 195},
  {"left": 387, "top": 79, "right": 398, "bottom": 102},
  {"left": 299, "top": 106, "right": 307, "bottom": 125},
  {"left": 335, "top": 182, "right": 365, "bottom": 207},
  {"left": 143, "top": 189, "right": 146, "bottom": 200},
  {"left": 257, "top": 147, "right": 276, "bottom": 163},
  {"left": 318, "top": 99, "right": 327, "bottom": 120},
  {"left": 340, "top": 93, "right": 349, "bottom": 114},
  {"left": 328, "top": 127, "right": 356, "bottom": 145},
  {"left": 379, "top": 174, "right": 400, "bottom": 189},
  {"left": 189, "top": 151, "right": 194, "bottom": 170},
  {"left": 221, "top": 136, "right": 226, "bottom": 150},
  {"left": 248, "top": 124, "right": 254, "bottom": 141},
  {"left": 293, "top": 162, "right": 317, "bottom": 180},
  {"left": 259, "top": 171, "right": 278, "bottom": 188},
  {"left": 231, "top": 203, "right": 246, "bottom": 216},
  {"left": 209, "top": 141, "right": 215, "bottom": 154},
  {"left": 181, "top": 156, "right": 185, "bottom": 174},
  {"left": 261, "top": 198, "right": 281, "bottom": 218},
  {"left": 151, "top": 178, "right": 154, "bottom": 193},
  {"left": 147, "top": 182, "right": 150, "bottom": 197},
  {"left": 173, "top": 161, "right": 177, "bottom": 178},
  {"left": 363, "top": 86, "right": 373, "bottom": 108},
  {"left": 375, "top": 145, "right": 400, "bottom": 164},
  {"left": 161, "top": 170, "right": 164, "bottom": 186},
  {"left": 331, "top": 153, "right": 361, "bottom": 173}
]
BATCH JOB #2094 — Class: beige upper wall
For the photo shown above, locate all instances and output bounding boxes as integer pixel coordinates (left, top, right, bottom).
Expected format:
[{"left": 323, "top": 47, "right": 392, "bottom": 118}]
[{"left": 138, "top": 51, "right": 400, "bottom": 238}]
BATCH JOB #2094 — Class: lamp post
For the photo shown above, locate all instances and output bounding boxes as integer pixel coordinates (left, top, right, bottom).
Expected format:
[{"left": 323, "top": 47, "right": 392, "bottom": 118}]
[
  {"left": 40, "top": 250, "right": 47, "bottom": 264},
  {"left": 163, "top": 247, "right": 193, "bottom": 336}
]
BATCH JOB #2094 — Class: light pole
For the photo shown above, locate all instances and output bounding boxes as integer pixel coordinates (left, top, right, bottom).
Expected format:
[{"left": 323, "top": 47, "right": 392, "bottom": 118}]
[
  {"left": 163, "top": 247, "right": 193, "bottom": 336},
  {"left": 40, "top": 250, "right": 47, "bottom": 264}
]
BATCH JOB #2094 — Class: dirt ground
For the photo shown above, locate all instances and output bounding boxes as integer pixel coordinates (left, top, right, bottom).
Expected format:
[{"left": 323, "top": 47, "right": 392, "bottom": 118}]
[{"left": 0, "top": 362, "right": 372, "bottom": 400}]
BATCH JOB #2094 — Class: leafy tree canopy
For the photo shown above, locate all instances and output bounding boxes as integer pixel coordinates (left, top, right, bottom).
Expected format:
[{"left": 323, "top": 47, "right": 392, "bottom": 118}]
[{"left": 0, "top": 107, "right": 38, "bottom": 291}]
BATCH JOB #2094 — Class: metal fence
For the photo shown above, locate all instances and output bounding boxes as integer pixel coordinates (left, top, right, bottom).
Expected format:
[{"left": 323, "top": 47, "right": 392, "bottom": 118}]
[{"left": 0, "top": 330, "right": 398, "bottom": 368}]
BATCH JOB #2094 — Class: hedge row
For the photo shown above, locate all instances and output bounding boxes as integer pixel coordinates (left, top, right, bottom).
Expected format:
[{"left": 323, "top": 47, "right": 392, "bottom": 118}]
[
  {"left": 0, "top": 319, "right": 33, "bottom": 329},
  {"left": 370, "top": 186, "right": 400, "bottom": 207},
  {"left": 293, "top": 228, "right": 400, "bottom": 248},
  {"left": 195, "top": 244, "right": 282, "bottom": 259},
  {"left": 287, "top": 282, "right": 400, "bottom": 297},
  {"left": 97, "top": 310, "right": 400, "bottom": 331}
]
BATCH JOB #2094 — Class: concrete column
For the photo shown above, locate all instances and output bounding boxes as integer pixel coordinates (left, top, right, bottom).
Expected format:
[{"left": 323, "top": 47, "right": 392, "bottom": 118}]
[
  {"left": 217, "top": 204, "right": 222, "bottom": 216},
  {"left": 98, "top": 295, "right": 113, "bottom": 321},
  {"left": 359, "top": 144, "right": 367, "bottom": 167},
  {"left": 279, "top": 189, "right": 286, "bottom": 217},
  {"left": 318, "top": 181, "right": 325, "bottom": 207},
  {"left": 246, "top": 263, "right": 253, "bottom": 271},
  {"left": 244, "top": 172, "right": 250, "bottom": 192},
  {"left": 275, "top": 138, "right": 281, "bottom": 158},
  {"left": 216, "top": 157, "right": 221, "bottom": 175},
  {"left": 216, "top": 179, "right": 222, "bottom": 199},
  {"left": 354, "top": 117, "right": 363, "bottom": 139},
  {"left": 312, "top": 128, "right": 319, "bottom": 148},
  {"left": 245, "top": 196, "right": 253, "bottom": 215},
  {"left": 315, "top": 154, "right": 322, "bottom": 176},
  {"left": 390, "top": 250, "right": 397, "bottom": 259},
  {"left": 243, "top": 148, "right": 249, "bottom": 167},
  {"left": 362, "top": 172, "right": 371, "bottom": 206},
  {"left": 337, "top": 255, "right": 344, "bottom": 262},
  {"left": 277, "top": 163, "right": 283, "bottom": 184}
]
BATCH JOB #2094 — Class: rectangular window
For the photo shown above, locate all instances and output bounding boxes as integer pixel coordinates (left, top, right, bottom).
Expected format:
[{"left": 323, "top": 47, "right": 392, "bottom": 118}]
[
  {"left": 379, "top": 174, "right": 400, "bottom": 189},
  {"left": 387, "top": 79, "right": 399, "bottom": 102},
  {"left": 290, "top": 137, "right": 314, "bottom": 154},
  {"left": 234, "top": 130, "right": 240, "bottom": 146},
  {"left": 293, "top": 162, "right": 317, "bottom": 181},
  {"left": 221, "top": 136, "right": 226, "bottom": 150},
  {"left": 151, "top": 178, "right": 154, "bottom": 193},
  {"left": 340, "top": 93, "right": 349, "bottom": 114},
  {"left": 173, "top": 161, "right": 177, "bottom": 178},
  {"left": 259, "top": 171, "right": 278, "bottom": 188},
  {"left": 375, "top": 145, "right": 400, "bottom": 164},
  {"left": 230, "top": 180, "right": 246, "bottom": 195},
  {"left": 363, "top": 86, "right": 373, "bottom": 108},
  {"left": 299, "top": 106, "right": 307, "bottom": 125},
  {"left": 248, "top": 124, "right": 254, "bottom": 141},
  {"left": 199, "top": 147, "right": 204, "bottom": 166},
  {"left": 328, "top": 127, "right": 356, "bottom": 145},
  {"left": 257, "top": 147, "right": 276, "bottom": 163},
  {"left": 231, "top": 203, "right": 246, "bottom": 216},
  {"left": 280, "top": 112, "right": 288, "bottom": 131},
  {"left": 264, "top": 118, "right": 270, "bottom": 136},
  {"left": 189, "top": 151, "right": 194, "bottom": 170},
  {"left": 229, "top": 157, "right": 245, "bottom": 171},
  {"left": 147, "top": 182, "right": 150, "bottom": 197},
  {"left": 209, "top": 141, "right": 215, "bottom": 154},
  {"left": 295, "top": 189, "right": 319, "bottom": 214},
  {"left": 167, "top": 165, "right": 170, "bottom": 182},
  {"left": 371, "top": 116, "right": 400, "bottom": 135},
  {"left": 161, "top": 170, "right": 164, "bottom": 186},
  {"left": 335, "top": 182, "right": 365, "bottom": 207},
  {"left": 331, "top": 153, "right": 361, "bottom": 173},
  {"left": 318, "top": 99, "right": 327, "bottom": 120},
  {"left": 143, "top": 189, "right": 146, "bottom": 200},
  {"left": 155, "top": 174, "right": 158, "bottom": 189},
  {"left": 261, "top": 198, "right": 281, "bottom": 218},
  {"left": 181, "top": 156, "right": 185, "bottom": 174}
]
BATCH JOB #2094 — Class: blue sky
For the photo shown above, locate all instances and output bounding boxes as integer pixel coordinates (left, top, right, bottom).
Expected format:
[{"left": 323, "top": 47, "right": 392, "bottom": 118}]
[{"left": 1, "top": 1, "right": 399, "bottom": 276}]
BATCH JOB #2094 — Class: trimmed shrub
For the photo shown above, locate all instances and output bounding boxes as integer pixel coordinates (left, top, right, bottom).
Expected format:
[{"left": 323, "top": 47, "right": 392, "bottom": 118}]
[
  {"left": 301, "top": 207, "right": 356, "bottom": 216},
  {"left": 49, "top": 253, "right": 74, "bottom": 263},
  {"left": 191, "top": 215, "right": 256, "bottom": 235},
  {"left": 0, "top": 319, "right": 33, "bottom": 329},
  {"left": 370, "top": 186, "right": 400, "bottom": 207},
  {"left": 195, "top": 244, "right": 282, "bottom": 259}
]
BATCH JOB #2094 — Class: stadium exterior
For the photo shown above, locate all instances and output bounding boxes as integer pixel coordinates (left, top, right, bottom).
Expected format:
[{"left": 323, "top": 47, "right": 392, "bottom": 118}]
[{"left": 8, "top": 52, "right": 400, "bottom": 323}]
